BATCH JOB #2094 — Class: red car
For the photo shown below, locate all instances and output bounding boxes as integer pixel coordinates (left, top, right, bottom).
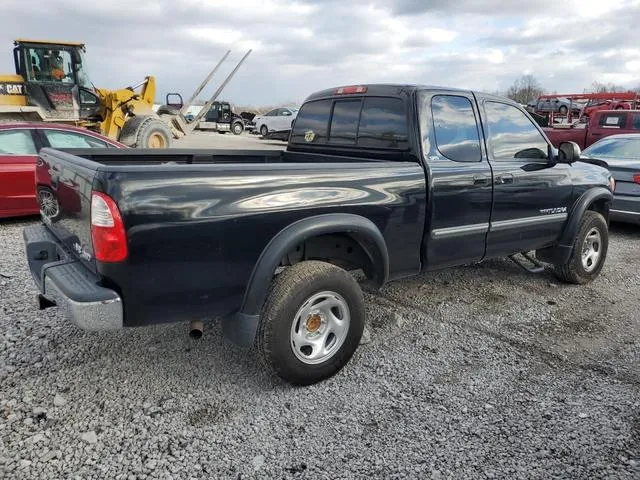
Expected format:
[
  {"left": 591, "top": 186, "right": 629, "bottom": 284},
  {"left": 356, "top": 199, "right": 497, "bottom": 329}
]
[{"left": 0, "top": 123, "right": 124, "bottom": 219}]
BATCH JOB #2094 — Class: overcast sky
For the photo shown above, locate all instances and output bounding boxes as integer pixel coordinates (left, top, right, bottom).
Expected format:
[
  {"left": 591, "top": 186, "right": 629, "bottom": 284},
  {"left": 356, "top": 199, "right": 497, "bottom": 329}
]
[{"left": 2, "top": 0, "right": 639, "bottom": 106}]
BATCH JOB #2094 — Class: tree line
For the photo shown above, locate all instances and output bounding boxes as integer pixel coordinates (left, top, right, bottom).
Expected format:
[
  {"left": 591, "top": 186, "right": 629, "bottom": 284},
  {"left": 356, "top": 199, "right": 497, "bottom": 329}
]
[{"left": 505, "top": 75, "right": 640, "bottom": 105}]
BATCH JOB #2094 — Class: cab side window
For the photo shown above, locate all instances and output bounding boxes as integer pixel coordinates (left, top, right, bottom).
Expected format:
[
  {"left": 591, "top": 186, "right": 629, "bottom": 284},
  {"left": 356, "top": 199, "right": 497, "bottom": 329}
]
[
  {"left": 431, "top": 95, "right": 481, "bottom": 162},
  {"left": 484, "top": 102, "right": 548, "bottom": 160},
  {"left": 598, "top": 113, "right": 627, "bottom": 128}
]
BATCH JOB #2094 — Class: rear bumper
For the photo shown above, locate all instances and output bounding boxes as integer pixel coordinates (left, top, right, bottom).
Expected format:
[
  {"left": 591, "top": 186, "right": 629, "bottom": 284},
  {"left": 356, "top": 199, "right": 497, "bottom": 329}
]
[{"left": 23, "top": 224, "right": 123, "bottom": 330}]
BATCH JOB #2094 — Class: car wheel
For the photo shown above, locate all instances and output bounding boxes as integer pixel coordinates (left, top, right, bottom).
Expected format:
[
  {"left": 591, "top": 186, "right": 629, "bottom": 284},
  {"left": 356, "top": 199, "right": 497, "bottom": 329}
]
[
  {"left": 260, "top": 125, "right": 268, "bottom": 137},
  {"left": 558, "top": 105, "right": 568, "bottom": 115},
  {"left": 553, "top": 211, "right": 608, "bottom": 284},
  {"left": 37, "top": 187, "right": 61, "bottom": 221},
  {"left": 256, "top": 261, "right": 365, "bottom": 385}
]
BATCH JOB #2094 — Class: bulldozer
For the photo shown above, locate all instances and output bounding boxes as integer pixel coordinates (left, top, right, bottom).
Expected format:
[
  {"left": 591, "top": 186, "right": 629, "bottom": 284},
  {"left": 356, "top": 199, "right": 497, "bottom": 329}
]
[
  {"left": 0, "top": 39, "right": 252, "bottom": 148},
  {"left": 0, "top": 39, "right": 173, "bottom": 147}
]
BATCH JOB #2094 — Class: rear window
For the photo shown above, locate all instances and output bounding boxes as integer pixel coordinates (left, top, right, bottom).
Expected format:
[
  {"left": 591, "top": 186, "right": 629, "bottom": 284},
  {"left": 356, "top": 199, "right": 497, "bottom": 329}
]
[
  {"left": 328, "top": 100, "right": 360, "bottom": 145},
  {"left": 291, "top": 96, "right": 408, "bottom": 149},
  {"left": 358, "top": 97, "right": 408, "bottom": 148},
  {"left": 290, "top": 100, "right": 332, "bottom": 144}
]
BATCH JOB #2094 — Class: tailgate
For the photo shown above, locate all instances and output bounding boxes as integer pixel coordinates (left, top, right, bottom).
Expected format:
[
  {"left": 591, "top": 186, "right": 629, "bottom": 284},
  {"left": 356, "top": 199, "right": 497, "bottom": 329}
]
[{"left": 36, "top": 148, "right": 99, "bottom": 273}]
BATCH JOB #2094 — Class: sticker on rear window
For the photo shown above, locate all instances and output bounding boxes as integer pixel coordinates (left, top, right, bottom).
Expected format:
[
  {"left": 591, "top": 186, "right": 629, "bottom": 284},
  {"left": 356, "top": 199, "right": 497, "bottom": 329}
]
[{"left": 304, "top": 130, "right": 316, "bottom": 142}]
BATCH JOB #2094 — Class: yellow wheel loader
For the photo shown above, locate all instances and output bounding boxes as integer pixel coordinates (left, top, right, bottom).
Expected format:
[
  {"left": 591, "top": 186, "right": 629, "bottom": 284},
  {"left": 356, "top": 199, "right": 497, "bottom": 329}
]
[{"left": 0, "top": 39, "right": 172, "bottom": 147}]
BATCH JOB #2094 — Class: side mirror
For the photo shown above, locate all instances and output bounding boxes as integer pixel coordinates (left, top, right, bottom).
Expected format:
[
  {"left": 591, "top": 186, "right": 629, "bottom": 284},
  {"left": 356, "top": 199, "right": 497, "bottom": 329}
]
[{"left": 558, "top": 141, "right": 581, "bottom": 163}]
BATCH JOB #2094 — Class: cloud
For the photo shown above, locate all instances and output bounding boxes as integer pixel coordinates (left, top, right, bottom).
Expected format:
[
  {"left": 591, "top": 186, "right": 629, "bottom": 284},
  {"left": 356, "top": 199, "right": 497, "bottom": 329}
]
[{"left": 0, "top": 0, "right": 638, "bottom": 107}]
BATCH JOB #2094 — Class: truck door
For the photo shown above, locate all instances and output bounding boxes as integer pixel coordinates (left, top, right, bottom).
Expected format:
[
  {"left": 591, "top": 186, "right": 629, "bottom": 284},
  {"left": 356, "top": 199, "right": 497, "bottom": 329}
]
[
  {"left": 478, "top": 98, "right": 573, "bottom": 257},
  {"left": 420, "top": 91, "right": 493, "bottom": 268}
]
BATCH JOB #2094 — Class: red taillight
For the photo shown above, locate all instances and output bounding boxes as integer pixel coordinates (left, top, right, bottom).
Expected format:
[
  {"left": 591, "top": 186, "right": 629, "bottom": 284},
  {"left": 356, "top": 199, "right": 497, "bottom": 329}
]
[
  {"left": 634, "top": 174, "right": 640, "bottom": 185},
  {"left": 335, "top": 86, "right": 367, "bottom": 95},
  {"left": 91, "top": 192, "right": 127, "bottom": 262}
]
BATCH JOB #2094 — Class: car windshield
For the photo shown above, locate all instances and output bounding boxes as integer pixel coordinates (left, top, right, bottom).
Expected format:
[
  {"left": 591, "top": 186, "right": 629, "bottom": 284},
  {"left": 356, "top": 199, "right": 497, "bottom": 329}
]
[{"left": 583, "top": 137, "right": 640, "bottom": 159}]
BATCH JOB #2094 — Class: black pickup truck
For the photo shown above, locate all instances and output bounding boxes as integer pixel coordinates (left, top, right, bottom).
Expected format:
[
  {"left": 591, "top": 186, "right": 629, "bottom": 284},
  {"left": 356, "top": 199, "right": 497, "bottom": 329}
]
[{"left": 24, "top": 84, "right": 614, "bottom": 385}]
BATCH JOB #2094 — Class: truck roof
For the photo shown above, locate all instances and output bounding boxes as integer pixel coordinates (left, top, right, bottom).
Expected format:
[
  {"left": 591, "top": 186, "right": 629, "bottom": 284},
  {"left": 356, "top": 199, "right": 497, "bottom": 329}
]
[
  {"left": 305, "top": 84, "right": 475, "bottom": 101},
  {"left": 304, "top": 84, "right": 522, "bottom": 107}
]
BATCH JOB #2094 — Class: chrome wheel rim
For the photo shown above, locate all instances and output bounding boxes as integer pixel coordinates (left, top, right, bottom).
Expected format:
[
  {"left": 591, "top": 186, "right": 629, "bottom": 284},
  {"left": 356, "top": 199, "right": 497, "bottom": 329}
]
[
  {"left": 581, "top": 227, "right": 602, "bottom": 273},
  {"left": 38, "top": 190, "right": 59, "bottom": 218},
  {"left": 233, "top": 124, "right": 242, "bottom": 134},
  {"left": 290, "top": 291, "right": 350, "bottom": 365}
]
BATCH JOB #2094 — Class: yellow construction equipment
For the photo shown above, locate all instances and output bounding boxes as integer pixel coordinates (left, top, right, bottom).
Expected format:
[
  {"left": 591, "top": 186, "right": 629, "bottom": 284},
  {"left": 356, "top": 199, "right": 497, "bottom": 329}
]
[
  {"left": 0, "top": 39, "right": 172, "bottom": 147},
  {"left": 1, "top": 39, "right": 252, "bottom": 148}
]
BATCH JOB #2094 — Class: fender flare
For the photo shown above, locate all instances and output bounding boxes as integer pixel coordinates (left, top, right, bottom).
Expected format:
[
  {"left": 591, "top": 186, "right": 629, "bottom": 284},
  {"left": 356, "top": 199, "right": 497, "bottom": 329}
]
[
  {"left": 559, "top": 187, "right": 612, "bottom": 246},
  {"left": 241, "top": 213, "right": 389, "bottom": 317}
]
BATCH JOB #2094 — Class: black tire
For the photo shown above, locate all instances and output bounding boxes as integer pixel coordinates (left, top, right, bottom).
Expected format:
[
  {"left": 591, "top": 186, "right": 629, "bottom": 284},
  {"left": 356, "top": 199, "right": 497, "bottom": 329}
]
[
  {"left": 256, "top": 261, "right": 365, "bottom": 385},
  {"left": 218, "top": 131, "right": 227, "bottom": 135},
  {"left": 553, "top": 211, "right": 608, "bottom": 284},
  {"left": 260, "top": 125, "right": 268, "bottom": 137},
  {"left": 615, "top": 105, "right": 625, "bottom": 110},
  {"left": 135, "top": 118, "right": 172, "bottom": 148},
  {"left": 232, "top": 121, "right": 244, "bottom": 135},
  {"left": 558, "top": 105, "right": 568, "bottom": 115},
  {"left": 156, "top": 105, "right": 179, "bottom": 116}
]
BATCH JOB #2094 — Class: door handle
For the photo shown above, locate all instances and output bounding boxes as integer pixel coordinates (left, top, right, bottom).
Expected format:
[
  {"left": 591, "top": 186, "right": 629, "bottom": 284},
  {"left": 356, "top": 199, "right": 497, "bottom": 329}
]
[
  {"left": 497, "top": 174, "right": 514, "bottom": 184},
  {"left": 473, "top": 175, "right": 489, "bottom": 185}
]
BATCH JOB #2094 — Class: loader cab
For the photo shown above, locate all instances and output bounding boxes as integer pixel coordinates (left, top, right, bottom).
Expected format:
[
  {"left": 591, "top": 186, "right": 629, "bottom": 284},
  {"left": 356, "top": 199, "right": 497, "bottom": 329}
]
[{"left": 13, "top": 39, "right": 101, "bottom": 121}]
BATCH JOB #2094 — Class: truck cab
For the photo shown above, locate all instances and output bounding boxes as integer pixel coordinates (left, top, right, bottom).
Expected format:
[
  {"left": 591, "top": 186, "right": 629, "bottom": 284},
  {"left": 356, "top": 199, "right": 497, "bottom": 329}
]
[
  {"left": 197, "top": 101, "right": 245, "bottom": 134},
  {"left": 544, "top": 109, "right": 640, "bottom": 149}
]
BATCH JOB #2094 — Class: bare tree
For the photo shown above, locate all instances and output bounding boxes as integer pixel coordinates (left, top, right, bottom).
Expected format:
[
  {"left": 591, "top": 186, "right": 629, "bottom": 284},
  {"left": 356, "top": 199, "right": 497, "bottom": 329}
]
[
  {"left": 590, "top": 81, "right": 630, "bottom": 93},
  {"left": 506, "top": 74, "right": 545, "bottom": 105}
]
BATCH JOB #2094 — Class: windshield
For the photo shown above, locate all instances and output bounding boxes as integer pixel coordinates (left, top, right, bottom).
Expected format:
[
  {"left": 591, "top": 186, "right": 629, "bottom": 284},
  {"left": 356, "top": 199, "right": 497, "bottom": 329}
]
[{"left": 583, "top": 137, "right": 640, "bottom": 159}]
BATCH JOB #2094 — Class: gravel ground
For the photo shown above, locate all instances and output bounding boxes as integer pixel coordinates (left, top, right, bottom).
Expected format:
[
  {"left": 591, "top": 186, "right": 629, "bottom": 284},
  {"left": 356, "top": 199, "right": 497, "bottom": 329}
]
[{"left": 1, "top": 218, "right": 638, "bottom": 479}]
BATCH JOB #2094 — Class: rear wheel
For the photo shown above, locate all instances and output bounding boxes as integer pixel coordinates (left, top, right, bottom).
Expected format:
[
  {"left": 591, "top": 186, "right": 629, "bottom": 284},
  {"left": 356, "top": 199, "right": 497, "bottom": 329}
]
[
  {"left": 553, "top": 211, "right": 608, "bottom": 284},
  {"left": 558, "top": 105, "right": 568, "bottom": 115},
  {"left": 256, "top": 261, "right": 365, "bottom": 385}
]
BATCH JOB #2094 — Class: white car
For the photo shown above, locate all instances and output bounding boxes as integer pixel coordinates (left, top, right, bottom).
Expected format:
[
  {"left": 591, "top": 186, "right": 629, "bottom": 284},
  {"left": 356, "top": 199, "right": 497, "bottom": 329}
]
[{"left": 253, "top": 107, "right": 299, "bottom": 137}]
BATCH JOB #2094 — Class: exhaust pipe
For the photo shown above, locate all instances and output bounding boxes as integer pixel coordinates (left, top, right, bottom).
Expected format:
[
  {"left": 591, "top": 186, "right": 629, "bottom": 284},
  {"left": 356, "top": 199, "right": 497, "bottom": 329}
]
[{"left": 189, "top": 320, "right": 203, "bottom": 339}]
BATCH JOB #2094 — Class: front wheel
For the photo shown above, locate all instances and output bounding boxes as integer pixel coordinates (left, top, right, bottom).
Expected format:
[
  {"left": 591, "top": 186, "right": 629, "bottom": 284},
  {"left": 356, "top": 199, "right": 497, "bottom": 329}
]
[
  {"left": 256, "top": 261, "right": 365, "bottom": 385},
  {"left": 260, "top": 125, "right": 268, "bottom": 137},
  {"left": 232, "top": 122, "right": 244, "bottom": 135},
  {"left": 558, "top": 105, "right": 568, "bottom": 115},
  {"left": 553, "top": 210, "right": 608, "bottom": 284}
]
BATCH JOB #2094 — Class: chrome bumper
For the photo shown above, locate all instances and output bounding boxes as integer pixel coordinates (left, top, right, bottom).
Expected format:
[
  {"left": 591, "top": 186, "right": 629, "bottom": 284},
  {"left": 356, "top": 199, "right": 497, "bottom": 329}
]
[
  {"left": 43, "top": 273, "right": 123, "bottom": 330},
  {"left": 24, "top": 224, "right": 124, "bottom": 331}
]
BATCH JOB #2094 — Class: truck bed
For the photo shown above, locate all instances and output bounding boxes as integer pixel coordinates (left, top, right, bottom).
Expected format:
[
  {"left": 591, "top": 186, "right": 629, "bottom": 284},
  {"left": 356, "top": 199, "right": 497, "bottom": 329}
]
[
  {"left": 57, "top": 147, "right": 409, "bottom": 167},
  {"left": 34, "top": 147, "right": 426, "bottom": 328}
]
